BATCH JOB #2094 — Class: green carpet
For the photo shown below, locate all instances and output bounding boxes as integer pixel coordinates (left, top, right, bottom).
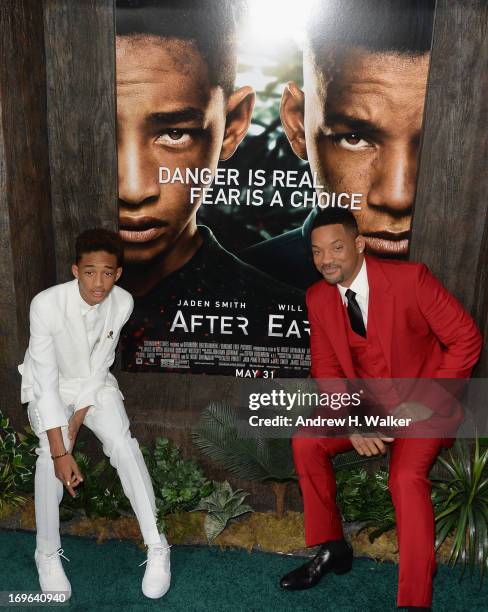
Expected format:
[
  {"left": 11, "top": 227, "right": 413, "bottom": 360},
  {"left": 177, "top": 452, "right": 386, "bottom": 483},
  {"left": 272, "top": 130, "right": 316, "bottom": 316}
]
[{"left": 1, "top": 530, "right": 487, "bottom": 611}]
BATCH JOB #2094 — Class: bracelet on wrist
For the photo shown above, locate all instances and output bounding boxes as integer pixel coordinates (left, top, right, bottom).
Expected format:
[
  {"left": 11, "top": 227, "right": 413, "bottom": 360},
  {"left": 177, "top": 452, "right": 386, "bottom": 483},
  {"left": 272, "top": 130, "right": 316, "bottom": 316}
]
[{"left": 51, "top": 450, "right": 70, "bottom": 460}]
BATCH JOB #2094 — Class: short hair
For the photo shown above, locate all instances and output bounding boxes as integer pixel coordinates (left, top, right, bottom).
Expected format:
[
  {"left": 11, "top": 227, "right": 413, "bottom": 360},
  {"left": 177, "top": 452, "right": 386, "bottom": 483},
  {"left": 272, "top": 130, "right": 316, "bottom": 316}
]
[
  {"left": 311, "top": 208, "right": 359, "bottom": 237},
  {"left": 116, "top": 0, "right": 246, "bottom": 96},
  {"left": 306, "top": 0, "right": 435, "bottom": 62},
  {"left": 75, "top": 229, "right": 124, "bottom": 267}
]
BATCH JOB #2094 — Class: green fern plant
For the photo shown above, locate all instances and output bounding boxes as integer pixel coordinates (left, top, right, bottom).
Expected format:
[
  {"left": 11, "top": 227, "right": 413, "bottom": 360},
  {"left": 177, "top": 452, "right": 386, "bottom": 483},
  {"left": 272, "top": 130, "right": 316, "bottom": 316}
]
[
  {"left": 142, "top": 437, "right": 213, "bottom": 531},
  {"left": 192, "top": 403, "right": 296, "bottom": 517},
  {"left": 60, "top": 451, "right": 130, "bottom": 519},
  {"left": 0, "top": 463, "right": 26, "bottom": 516},
  {"left": 15, "top": 425, "right": 38, "bottom": 493},
  {"left": 336, "top": 467, "right": 396, "bottom": 541},
  {"left": 0, "top": 410, "right": 37, "bottom": 515},
  {"left": 432, "top": 438, "right": 488, "bottom": 580},
  {"left": 193, "top": 481, "right": 253, "bottom": 541},
  {"left": 193, "top": 402, "right": 379, "bottom": 517}
]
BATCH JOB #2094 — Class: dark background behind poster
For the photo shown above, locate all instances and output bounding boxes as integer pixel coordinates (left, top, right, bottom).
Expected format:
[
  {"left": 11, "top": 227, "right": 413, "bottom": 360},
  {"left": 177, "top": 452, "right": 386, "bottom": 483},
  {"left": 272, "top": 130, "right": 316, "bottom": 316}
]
[
  {"left": 1, "top": 0, "right": 487, "bottom": 508},
  {"left": 198, "top": 37, "right": 309, "bottom": 252}
]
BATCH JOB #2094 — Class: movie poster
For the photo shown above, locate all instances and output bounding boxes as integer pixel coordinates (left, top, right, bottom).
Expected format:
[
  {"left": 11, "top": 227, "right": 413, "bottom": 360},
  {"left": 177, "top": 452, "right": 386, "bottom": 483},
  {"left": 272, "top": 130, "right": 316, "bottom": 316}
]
[{"left": 115, "top": 0, "right": 434, "bottom": 377}]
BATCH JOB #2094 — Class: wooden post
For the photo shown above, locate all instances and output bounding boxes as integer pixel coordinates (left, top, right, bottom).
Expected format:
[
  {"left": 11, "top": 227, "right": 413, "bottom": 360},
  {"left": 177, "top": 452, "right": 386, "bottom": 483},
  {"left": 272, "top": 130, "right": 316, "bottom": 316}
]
[
  {"left": 44, "top": 0, "right": 118, "bottom": 280},
  {"left": 411, "top": 0, "right": 488, "bottom": 375},
  {"left": 0, "top": 1, "right": 55, "bottom": 422}
]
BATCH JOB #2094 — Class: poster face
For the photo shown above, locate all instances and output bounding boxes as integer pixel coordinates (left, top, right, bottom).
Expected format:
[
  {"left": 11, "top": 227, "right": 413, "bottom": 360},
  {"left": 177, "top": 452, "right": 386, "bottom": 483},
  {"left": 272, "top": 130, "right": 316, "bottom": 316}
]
[{"left": 115, "top": 0, "right": 434, "bottom": 377}]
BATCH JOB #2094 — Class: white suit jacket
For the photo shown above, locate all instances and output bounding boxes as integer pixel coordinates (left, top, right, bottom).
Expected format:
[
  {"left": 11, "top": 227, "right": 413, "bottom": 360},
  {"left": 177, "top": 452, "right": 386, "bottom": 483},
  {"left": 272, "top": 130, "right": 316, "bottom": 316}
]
[{"left": 18, "top": 279, "right": 133, "bottom": 434}]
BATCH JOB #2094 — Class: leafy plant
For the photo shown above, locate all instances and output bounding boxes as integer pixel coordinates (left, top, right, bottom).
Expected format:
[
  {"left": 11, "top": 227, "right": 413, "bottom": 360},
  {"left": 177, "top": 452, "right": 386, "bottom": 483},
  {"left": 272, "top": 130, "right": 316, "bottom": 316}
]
[
  {"left": 60, "top": 451, "right": 130, "bottom": 520},
  {"left": 0, "top": 463, "right": 26, "bottom": 515},
  {"left": 142, "top": 437, "right": 213, "bottom": 531},
  {"left": 333, "top": 449, "right": 381, "bottom": 471},
  {"left": 15, "top": 426, "right": 38, "bottom": 493},
  {"left": 0, "top": 410, "right": 37, "bottom": 513},
  {"left": 432, "top": 438, "right": 488, "bottom": 580},
  {"left": 192, "top": 403, "right": 296, "bottom": 517},
  {"left": 193, "top": 480, "right": 253, "bottom": 541},
  {"left": 336, "top": 467, "right": 396, "bottom": 541},
  {"left": 193, "top": 402, "right": 377, "bottom": 517}
]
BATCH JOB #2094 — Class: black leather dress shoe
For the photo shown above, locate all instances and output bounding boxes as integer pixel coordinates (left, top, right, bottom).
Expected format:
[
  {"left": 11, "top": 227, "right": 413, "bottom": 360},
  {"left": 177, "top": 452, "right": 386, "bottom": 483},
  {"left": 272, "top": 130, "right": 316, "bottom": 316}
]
[{"left": 280, "top": 539, "right": 353, "bottom": 590}]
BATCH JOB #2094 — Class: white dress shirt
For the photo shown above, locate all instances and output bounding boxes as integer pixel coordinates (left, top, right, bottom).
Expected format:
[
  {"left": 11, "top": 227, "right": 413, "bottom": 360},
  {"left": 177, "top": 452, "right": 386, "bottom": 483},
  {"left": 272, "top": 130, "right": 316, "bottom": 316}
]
[
  {"left": 77, "top": 288, "right": 107, "bottom": 355},
  {"left": 337, "top": 258, "right": 369, "bottom": 327}
]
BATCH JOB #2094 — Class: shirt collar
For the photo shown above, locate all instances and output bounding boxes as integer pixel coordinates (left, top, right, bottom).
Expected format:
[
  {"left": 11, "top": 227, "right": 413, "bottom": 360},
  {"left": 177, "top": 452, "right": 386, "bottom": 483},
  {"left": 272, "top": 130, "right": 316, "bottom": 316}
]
[
  {"left": 337, "top": 258, "right": 369, "bottom": 304},
  {"left": 76, "top": 284, "right": 101, "bottom": 316}
]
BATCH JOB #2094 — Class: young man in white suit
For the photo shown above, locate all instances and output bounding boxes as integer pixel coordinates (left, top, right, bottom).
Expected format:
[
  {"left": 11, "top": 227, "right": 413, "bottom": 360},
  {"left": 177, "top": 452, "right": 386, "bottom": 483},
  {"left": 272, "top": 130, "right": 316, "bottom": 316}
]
[{"left": 18, "top": 228, "right": 170, "bottom": 600}]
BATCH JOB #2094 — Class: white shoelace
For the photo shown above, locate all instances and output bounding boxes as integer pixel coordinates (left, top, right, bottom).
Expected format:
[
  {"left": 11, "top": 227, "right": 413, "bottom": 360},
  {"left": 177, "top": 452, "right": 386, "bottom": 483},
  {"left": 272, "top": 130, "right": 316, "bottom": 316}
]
[
  {"left": 44, "top": 548, "right": 70, "bottom": 563},
  {"left": 139, "top": 545, "right": 171, "bottom": 567}
]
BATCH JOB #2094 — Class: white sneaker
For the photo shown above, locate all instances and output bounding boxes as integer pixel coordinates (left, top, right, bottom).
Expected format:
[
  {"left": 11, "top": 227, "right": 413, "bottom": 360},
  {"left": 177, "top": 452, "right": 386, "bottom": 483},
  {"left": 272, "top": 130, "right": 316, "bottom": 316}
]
[
  {"left": 140, "top": 534, "right": 171, "bottom": 599},
  {"left": 34, "top": 548, "right": 72, "bottom": 600}
]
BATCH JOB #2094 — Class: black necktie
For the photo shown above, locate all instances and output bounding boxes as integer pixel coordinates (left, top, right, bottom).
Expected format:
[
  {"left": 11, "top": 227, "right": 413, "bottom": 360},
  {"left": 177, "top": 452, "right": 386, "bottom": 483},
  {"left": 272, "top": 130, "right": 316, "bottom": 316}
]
[{"left": 345, "top": 289, "right": 366, "bottom": 338}]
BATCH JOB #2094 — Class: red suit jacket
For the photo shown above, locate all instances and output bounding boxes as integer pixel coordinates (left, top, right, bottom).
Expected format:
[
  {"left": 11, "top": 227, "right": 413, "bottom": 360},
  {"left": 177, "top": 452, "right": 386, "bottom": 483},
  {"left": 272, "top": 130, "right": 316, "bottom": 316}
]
[{"left": 305, "top": 256, "right": 482, "bottom": 435}]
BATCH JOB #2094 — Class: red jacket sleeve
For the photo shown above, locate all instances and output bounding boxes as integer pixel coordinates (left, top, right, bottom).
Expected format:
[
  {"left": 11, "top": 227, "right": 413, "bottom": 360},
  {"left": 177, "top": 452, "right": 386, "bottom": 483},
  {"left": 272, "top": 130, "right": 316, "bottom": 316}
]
[
  {"left": 415, "top": 264, "right": 482, "bottom": 378},
  {"left": 404, "top": 265, "right": 482, "bottom": 437}
]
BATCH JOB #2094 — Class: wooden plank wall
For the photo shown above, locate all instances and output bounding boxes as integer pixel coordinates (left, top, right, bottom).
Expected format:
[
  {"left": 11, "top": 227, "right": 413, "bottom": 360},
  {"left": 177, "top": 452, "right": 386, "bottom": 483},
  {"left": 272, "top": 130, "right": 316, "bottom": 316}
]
[
  {"left": 410, "top": 0, "right": 488, "bottom": 376},
  {"left": 44, "top": 0, "right": 118, "bottom": 281},
  {"left": 0, "top": 1, "right": 55, "bottom": 417}
]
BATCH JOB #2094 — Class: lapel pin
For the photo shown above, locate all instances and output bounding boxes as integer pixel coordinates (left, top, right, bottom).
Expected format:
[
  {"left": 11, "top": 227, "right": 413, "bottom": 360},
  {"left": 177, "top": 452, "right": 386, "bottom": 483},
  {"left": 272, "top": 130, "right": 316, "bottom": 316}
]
[{"left": 107, "top": 330, "right": 114, "bottom": 339}]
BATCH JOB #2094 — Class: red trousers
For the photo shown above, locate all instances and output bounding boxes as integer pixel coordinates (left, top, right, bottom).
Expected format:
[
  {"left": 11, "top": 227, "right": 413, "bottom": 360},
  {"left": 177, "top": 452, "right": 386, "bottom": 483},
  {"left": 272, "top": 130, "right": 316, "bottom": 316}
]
[{"left": 292, "top": 436, "right": 443, "bottom": 608}]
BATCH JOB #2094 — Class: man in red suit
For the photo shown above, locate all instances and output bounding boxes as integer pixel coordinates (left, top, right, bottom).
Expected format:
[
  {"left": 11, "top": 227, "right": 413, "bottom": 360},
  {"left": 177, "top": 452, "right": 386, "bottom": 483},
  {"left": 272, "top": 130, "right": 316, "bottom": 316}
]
[{"left": 280, "top": 208, "right": 482, "bottom": 610}]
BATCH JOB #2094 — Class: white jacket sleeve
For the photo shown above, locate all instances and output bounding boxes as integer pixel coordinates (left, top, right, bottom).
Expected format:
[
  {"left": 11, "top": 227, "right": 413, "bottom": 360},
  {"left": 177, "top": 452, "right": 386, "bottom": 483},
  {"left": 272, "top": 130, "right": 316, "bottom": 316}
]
[{"left": 26, "top": 295, "right": 68, "bottom": 433}]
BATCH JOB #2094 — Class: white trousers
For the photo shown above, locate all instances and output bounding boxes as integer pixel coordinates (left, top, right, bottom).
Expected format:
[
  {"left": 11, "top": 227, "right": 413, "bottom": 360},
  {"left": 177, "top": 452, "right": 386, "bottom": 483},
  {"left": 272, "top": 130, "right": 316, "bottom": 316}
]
[{"left": 31, "top": 387, "right": 161, "bottom": 553}]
